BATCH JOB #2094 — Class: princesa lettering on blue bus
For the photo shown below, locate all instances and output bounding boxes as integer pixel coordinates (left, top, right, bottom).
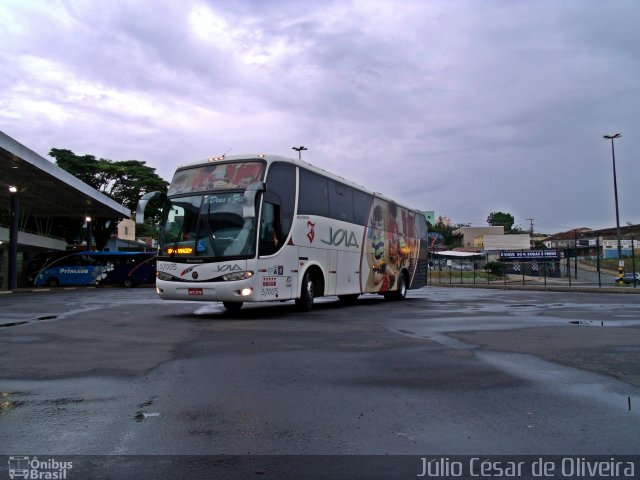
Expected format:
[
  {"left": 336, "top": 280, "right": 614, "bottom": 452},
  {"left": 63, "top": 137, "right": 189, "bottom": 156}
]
[{"left": 60, "top": 268, "right": 89, "bottom": 274}]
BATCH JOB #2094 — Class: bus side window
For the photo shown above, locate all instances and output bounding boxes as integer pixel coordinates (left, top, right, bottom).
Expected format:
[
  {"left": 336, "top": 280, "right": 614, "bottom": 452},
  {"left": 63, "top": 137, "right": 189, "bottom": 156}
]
[
  {"left": 353, "top": 189, "right": 374, "bottom": 226},
  {"left": 70, "top": 255, "right": 89, "bottom": 266},
  {"left": 299, "top": 168, "right": 328, "bottom": 218},
  {"left": 417, "top": 213, "right": 428, "bottom": 240},
  {"left": 329, "top": 180, "right": 354, "bottom": 223},
  {"left": 265, "top": 162, "right": 295, "bottom": 241},
  {"left": 259, "top": 202, "right": 281, "bottom": 256}
]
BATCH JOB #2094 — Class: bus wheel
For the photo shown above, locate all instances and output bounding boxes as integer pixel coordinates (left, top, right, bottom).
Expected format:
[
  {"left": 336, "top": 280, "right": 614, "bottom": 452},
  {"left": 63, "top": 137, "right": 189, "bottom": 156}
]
[
  {"left": 296, "top": 271, "right": 315, "bottom": 311},
  {"left": 384, "top": 273, "right": 407, "bottom": 301},
  {"left": 46, "top": 277, "right": 60, "bottom": 287},
  {"left": 123, "top": 276, "right": 136, "bottom": 288},
  {"left": 394, "top": 273, "right": 408, "bottom": 301},
  {"left": 223, "top": 301, "right": 243, "bottom": 312}
]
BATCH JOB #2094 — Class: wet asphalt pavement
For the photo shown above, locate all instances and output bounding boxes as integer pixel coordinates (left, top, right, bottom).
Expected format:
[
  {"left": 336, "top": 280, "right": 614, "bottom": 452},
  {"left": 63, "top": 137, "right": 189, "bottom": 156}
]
[{"left": 1, "top": 286, "right": 639, "bottom": 477}]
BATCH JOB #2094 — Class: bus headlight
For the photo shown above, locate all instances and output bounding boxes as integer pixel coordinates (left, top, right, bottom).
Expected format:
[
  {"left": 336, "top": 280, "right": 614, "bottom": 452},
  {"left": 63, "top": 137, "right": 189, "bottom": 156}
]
[
  {"left": 222, "top": 271, "right": 254, "bottom": 281},
  {"left": 157, "top": 271, "right": 174, "bottom": 281}
]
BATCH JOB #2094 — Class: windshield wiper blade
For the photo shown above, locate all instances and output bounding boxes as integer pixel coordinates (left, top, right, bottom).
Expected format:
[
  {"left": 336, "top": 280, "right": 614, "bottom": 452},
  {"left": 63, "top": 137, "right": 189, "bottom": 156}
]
[
  {"left": 201, "top": 202, "right": 218, "bottom": 257},
  {"left": 169, "top": 221, "right": 185, "bottom": 261}
]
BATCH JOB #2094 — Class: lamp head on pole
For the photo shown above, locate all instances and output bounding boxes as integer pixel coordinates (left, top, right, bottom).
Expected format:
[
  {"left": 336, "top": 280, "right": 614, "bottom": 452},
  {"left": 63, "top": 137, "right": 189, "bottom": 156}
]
[
  {"left": 292, "top": 145, "right": 308, "bottom": 159},
  {"left": 603, "top": 133, "right": 621, "bottom": 140}
]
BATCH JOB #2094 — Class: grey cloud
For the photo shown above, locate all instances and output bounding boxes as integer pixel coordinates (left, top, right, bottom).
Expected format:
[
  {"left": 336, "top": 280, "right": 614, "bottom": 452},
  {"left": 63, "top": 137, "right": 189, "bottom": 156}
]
[{"left": 1, "top": 0, "right": 639, "bottom": 233}]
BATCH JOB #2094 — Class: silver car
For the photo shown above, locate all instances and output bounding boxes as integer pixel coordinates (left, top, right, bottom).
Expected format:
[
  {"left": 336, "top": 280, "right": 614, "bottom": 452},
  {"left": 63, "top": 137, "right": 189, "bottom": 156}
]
[{"left": 615, "top": 272, "right": 640, "bottom": 284}]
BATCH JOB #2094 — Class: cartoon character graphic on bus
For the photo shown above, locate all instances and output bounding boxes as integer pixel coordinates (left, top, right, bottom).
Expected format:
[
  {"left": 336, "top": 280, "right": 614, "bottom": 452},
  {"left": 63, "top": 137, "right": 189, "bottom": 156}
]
[
  {"left": 368, "top": 204, "right": 395, "bottom": 292},
  {"left": 363, "top": 200, "right": 420, "bottom": 293}
]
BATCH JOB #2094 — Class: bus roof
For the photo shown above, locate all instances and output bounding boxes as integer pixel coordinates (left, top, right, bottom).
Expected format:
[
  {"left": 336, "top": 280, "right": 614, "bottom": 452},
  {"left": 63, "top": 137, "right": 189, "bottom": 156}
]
[{"left": 175, "top": 154, "right": 422, "bottom": 215}]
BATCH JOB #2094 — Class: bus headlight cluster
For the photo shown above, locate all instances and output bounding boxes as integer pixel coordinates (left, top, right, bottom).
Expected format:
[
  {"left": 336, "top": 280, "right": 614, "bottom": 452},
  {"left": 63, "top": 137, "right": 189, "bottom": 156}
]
[
  {"left": 156, "top": 271, "right": 174, "bottom": 281},
  {"left": 222, "top": 271, "right": 254, "bottom": 281}
]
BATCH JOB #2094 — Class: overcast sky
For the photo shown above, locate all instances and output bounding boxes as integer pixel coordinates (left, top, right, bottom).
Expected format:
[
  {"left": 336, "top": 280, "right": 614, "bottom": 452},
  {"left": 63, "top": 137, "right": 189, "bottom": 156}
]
[{"left": 1, "top": 0, "right": 639, "bottom": 234}]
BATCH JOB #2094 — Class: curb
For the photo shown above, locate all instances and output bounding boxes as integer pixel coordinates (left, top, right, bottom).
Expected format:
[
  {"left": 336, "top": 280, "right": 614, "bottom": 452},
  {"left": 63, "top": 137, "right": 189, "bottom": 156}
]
[{"left": 430, "top": 283, "right": 640, "bottom": 294}]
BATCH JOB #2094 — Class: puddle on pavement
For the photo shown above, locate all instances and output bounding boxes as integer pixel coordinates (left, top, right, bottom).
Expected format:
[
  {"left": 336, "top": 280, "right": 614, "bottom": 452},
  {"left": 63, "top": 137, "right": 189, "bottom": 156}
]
[
  {"left": 0, "top": 314, "right": 59, "bottom": 329},
  {"left": 477, "top": 350, "right": 639, "bottom": 414},
  {"left": 569, "top": 319, "right": 640, "bottom": 327},
  {"left": 134, "top": 411, "right": 160, "bottom": 422}
]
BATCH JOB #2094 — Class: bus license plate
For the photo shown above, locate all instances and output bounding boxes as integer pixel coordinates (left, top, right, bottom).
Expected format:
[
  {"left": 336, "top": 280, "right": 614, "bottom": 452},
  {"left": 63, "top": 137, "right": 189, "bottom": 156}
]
[{"left": 188, "top": 288, "right": 203, "bottom": 296}]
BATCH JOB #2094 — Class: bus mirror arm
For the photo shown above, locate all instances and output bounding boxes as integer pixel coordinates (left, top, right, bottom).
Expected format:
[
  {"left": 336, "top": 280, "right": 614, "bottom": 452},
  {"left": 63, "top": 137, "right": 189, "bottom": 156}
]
[
  {"left": 243, "top": 182, "right": 266, "bottom": 218},
  {"left": 135, "top": 191, "right": 162, "bottom": 225}
]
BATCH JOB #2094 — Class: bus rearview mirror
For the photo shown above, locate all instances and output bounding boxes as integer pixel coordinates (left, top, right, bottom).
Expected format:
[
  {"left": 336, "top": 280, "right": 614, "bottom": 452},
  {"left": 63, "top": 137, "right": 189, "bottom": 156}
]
[
  {"left": 243, "top": 182, "right": 266, "bottom": 218},
  {"left": 135, "top": 191, "right": 162, "bottom": 225}
]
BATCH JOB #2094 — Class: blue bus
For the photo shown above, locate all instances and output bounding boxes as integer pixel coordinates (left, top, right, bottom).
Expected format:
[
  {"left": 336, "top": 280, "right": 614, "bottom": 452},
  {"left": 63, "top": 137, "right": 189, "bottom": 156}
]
[{"left": 34, "top": 251, "right": 157, "bottom": 287}]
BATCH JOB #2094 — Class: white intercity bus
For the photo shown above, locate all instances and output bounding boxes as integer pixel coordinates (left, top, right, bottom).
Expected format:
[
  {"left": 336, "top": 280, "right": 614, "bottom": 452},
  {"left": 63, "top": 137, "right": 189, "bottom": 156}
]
[{"left": 141, "top": 154, "right": 427, "bottom": 311}]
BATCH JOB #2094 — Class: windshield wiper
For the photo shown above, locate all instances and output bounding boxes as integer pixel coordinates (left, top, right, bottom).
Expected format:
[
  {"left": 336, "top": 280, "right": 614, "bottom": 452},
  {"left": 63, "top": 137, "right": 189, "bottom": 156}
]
[
  {"left": 169, "top": 221, "right": 185, "bottom": 261},
  {"left": 200, "top": 203, "right": 219, "bottom": 256}
]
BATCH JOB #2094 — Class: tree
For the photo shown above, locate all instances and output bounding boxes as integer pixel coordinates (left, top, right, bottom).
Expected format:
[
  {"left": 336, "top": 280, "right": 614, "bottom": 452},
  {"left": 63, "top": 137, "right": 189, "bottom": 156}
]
[
  {"left": 485, "top": 261, "right": 505, "bottom": 277},
  {"left": 431, "top": 218, "right": 470, "bottom": 249},
  {"left": 487, "top": 211, "right": 516, "bottom": 233},
  {"left": 49, "top": 148, "right": 169, "bottom": 250}
]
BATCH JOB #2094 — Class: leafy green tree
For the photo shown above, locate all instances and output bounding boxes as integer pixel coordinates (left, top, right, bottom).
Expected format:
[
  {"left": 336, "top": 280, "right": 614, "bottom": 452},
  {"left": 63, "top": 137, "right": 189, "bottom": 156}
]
[
  {"left": 487, "top": 211, "right": 516, "bottom": 233},
  {"left": 485, "top": 261, "right": 505, "bottom": 277},
  {"left": 49, "top": 148, "right": 168, "bottom": 250},
  {"left": 431, "top": 218, "right": 470, "bottom": 249}
]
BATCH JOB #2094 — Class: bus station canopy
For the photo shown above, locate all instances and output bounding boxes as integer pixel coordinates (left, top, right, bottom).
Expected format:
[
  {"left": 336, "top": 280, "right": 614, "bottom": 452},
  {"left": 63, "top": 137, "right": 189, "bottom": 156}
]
[{"left": 0, "top": 131, "right": 130, "bottom": 219}]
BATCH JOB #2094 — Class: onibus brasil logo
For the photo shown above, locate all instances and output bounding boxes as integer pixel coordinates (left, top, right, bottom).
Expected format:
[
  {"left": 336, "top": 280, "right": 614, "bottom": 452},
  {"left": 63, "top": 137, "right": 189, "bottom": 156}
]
[{"left": 7, "top": 456, "right": 73, "bottom": 479}]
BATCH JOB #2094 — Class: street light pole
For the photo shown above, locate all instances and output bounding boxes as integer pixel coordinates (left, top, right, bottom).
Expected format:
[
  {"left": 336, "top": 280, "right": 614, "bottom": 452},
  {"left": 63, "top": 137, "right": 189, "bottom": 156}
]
[
  {"left": 292, "top": 145, "right": 307, "bottom": 159},
  {"left": 603, "top": 133, "right": 623, "bottom": 284},
  {"left": 8, "top": 186, "right": 19, "bottom": 290},
  {"left": 85, "top": 216, "right": 93, "bottom": 252}
]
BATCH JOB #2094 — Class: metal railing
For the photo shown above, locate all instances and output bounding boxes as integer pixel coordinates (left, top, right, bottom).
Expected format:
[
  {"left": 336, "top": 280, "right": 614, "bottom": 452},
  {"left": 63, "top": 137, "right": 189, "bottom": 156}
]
[{"left": 427, "top": 242, "right": 638, "bottom": 290}]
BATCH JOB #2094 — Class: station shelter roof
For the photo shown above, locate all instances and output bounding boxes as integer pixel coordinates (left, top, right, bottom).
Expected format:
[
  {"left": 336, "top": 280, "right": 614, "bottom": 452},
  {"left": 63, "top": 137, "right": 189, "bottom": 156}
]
[{"left": 0, "top": 131, "right": 130, "bottom": 219}]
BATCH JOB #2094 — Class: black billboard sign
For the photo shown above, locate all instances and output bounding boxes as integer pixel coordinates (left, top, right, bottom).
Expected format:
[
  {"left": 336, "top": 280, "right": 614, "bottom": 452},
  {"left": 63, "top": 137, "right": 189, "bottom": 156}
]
[{"left": 499, "top": 250, "right": 561, "bottom": 261}]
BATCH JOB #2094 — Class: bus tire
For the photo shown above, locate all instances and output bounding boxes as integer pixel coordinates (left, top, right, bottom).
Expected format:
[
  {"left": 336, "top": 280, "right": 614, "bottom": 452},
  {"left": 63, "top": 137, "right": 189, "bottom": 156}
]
[
  {"left": 394, "top": 273, "right": 408, "bottom": 301},
  {"left": 296, "top": 270, "right": 315, "bottom": 311},
  {"left": 223, "top": 301, "right": 243, "bottom": 312},
  {"left": 384, "top": 273, "right": 407, "bottom": 301},
  {"left": 46, "top": 277, "right": 60, "bottom": 287},
  {"left": 123, "top": 276, "right": 136, "bottom": 288}
]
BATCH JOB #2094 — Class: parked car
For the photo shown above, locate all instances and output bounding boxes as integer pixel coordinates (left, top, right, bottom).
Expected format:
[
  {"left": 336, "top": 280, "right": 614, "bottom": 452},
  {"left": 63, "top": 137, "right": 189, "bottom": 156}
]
[{"left": 614, "top": 273, "right": 640, "bottom": 284}]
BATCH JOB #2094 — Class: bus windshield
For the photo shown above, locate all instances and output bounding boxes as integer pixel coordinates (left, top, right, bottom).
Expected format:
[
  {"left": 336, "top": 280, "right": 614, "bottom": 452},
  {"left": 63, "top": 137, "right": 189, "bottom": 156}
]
[{"left": 160, "top": 193, "right": 257, "bottom": 258}]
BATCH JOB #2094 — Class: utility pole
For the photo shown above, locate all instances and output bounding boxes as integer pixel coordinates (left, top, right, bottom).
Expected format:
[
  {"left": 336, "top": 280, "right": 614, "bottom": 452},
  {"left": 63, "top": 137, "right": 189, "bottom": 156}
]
[
  {"left": 526, "top": 218, "right": 534, "bottom": 236},
  {"left": 603, "top": 133, "right": 624, "bottom": 284}
]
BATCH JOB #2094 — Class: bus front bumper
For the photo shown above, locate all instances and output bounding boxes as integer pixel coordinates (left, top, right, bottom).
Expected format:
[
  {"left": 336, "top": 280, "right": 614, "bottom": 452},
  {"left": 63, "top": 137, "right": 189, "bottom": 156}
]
[{"left": 156, "top": 279, "right": 257, "bottom": 302}]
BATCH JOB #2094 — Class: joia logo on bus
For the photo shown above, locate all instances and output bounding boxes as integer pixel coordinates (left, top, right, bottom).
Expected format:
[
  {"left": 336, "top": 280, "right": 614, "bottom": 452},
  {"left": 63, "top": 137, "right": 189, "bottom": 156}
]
[
  {"left": 180, "top": 264, "right": 241, "bottom": 275},
  {"left": 320, "top": 227, "right": 359, "bottom": 248},
  {"left": 213, "top": 264, "right": 241, "bottom": 272}
]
